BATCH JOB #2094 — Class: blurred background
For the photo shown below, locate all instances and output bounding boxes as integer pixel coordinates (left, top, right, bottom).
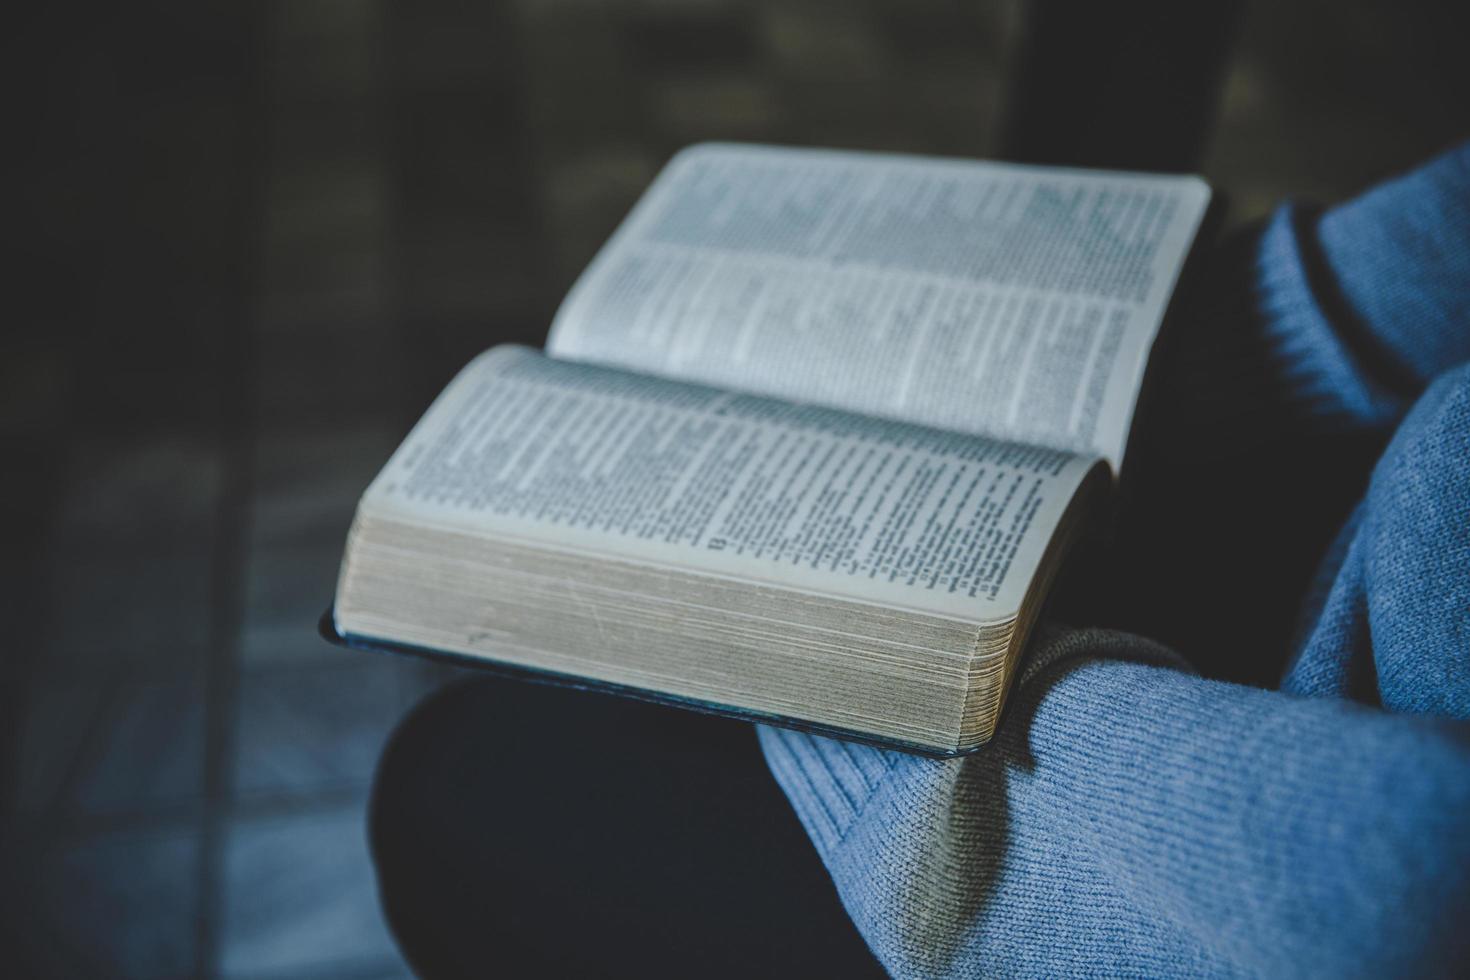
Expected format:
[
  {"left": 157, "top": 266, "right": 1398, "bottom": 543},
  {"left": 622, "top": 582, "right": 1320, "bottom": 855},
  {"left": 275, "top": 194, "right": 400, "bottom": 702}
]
[{"left": 2, "top": 0, "right": 1466, "bottom": 976}]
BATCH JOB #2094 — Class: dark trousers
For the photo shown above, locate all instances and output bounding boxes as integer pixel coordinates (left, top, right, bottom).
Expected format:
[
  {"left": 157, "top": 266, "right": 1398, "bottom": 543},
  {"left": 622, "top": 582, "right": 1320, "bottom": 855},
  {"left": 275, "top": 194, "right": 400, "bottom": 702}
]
[{"left": 368, "top": 674, "right": 888, "bottom": 978}]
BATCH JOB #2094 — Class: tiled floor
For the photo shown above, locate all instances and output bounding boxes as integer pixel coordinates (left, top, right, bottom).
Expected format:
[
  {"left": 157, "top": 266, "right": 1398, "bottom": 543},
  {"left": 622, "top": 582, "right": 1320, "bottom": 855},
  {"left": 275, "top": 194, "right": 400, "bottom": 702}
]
[{"left": 3, "top": 0, "right": 1466, "bottom": 976}]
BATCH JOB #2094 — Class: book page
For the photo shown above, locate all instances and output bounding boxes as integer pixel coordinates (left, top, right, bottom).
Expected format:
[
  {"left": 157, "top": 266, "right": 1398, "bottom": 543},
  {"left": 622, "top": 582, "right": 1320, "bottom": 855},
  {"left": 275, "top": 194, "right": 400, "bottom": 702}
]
[
  {"left": 361, "top": 347, "right": 1100, "bottom": 621},
  {"left": 547, "top": 143, "right": 1211, "bottom": 472}
]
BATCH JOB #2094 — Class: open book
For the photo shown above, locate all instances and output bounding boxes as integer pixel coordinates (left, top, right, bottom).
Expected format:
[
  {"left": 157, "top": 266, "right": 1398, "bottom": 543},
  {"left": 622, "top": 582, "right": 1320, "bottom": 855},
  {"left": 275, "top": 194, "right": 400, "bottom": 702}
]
[{"left": 330, "top": 144, "right": 1213, "bottom": 755}]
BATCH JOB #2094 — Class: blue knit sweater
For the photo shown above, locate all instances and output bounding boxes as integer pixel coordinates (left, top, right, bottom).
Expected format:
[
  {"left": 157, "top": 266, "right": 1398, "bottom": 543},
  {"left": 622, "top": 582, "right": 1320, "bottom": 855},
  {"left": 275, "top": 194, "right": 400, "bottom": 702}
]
[{"left": 760, "top": 144, "right": 1470, "bottom": 978}]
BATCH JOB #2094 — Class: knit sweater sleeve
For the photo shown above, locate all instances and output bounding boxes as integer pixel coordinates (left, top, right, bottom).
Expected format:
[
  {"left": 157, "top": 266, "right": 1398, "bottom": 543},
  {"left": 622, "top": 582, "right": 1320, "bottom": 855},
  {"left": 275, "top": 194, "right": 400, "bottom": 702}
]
[
  {"left": 1150, "top": 141, "right": 1470, "bottom": 453},
  {"left": 759, "top": 629, "right": 1470, "bottom": 978}
]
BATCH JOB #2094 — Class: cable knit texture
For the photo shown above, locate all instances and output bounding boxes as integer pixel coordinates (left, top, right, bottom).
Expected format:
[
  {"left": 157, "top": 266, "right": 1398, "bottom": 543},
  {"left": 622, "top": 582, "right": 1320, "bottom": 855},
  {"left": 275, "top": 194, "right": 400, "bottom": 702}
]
[{"left": 760, "top": 143, "right": 1470, "bottom": 979}]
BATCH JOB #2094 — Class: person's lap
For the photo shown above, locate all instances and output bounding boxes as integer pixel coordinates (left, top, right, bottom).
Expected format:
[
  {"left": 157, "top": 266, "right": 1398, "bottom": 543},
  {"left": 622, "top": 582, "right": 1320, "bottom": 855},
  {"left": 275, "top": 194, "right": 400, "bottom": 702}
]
[{"left": 369, "top": 673, "right": 888, "bottom": 978}]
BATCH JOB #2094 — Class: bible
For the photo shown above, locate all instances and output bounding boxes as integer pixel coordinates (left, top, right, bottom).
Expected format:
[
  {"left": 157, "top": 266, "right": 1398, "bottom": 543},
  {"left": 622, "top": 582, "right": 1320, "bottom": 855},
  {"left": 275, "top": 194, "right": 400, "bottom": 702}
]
[{"left": 329, "top": 143, "right": 1213, "bottom": 755}]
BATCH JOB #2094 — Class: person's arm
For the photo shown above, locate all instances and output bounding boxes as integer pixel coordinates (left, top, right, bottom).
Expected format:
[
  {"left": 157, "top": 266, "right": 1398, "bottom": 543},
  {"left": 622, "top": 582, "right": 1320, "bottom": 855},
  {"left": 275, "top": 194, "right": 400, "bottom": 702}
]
[
  {"left": 758, "top": 143, "right": 1470, "bottom": 978},
  {"left": 760, "top": 628, "right": 1470, "bottom": 978}
]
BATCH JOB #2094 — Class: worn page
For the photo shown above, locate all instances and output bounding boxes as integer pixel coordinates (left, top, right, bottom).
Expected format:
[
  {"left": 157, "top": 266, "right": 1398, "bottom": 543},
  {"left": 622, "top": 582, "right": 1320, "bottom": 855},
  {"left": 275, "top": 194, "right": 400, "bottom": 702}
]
[
  {"left": 547, "top": 143, "right": 1210, "bottom": 472},
  {"left": 360, "top": 347, "right": 1099, "bottom": 621}
]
